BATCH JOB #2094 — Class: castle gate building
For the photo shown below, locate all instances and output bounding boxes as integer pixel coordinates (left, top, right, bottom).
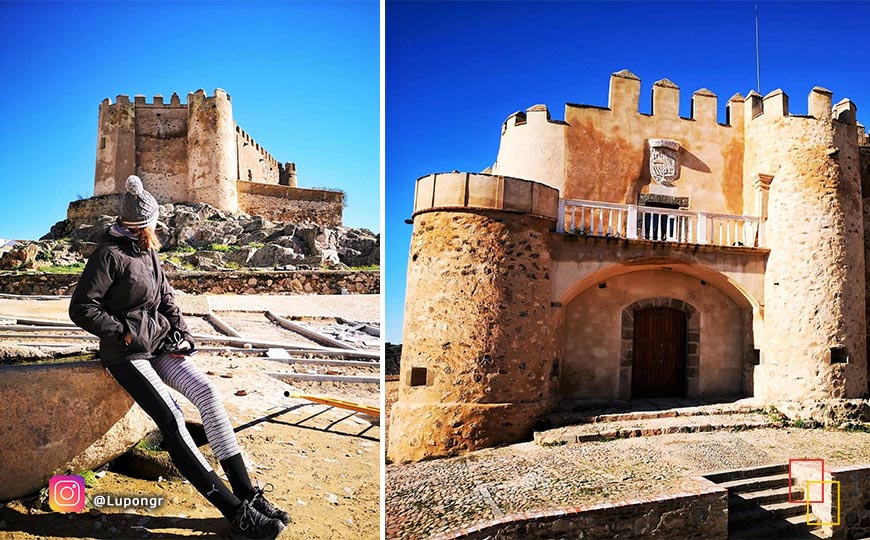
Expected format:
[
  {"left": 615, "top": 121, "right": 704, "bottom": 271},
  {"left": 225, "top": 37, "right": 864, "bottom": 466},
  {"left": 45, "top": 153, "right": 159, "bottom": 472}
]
[{"left": 389, "top": 70, "right": 870, "bottom": 463}]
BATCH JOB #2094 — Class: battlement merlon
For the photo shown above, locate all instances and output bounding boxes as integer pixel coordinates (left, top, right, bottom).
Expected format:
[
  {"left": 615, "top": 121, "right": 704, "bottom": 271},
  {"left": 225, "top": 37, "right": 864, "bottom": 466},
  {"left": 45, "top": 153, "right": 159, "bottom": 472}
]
[
  {"left": 99, "top": 89, "right": 230, "bottom": 109},
  {"left": 501, "top": 70, "right": 756, "bottom": 135},
  {"left": 501, "top": 104, "right": 569, "bottom": 134},
  {"left": 746, "top": 87, "right": 860, "bottom": 126},
  {"left": 833, "top": 97, "right": 858, "bottom": 125},
  {"left": 235, "top": 125, "right": 279, "bottom": 168}
]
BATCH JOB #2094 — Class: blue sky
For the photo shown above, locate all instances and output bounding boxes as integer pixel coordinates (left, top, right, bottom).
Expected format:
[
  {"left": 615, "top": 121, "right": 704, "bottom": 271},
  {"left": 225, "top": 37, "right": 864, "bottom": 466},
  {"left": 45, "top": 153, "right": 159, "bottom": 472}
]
[
  {"left": 0, "top": 1, "right": 379, "bottom": 240},
  {"left": 385, "top": 1, "right": 870, "bottom": 343}
]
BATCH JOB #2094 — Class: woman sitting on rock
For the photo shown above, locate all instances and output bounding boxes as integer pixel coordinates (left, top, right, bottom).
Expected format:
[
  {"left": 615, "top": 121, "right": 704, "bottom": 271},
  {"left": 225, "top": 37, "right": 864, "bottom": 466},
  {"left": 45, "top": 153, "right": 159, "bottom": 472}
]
[{"left": 69, "top": 176, "right": 289, "bottom": 540}]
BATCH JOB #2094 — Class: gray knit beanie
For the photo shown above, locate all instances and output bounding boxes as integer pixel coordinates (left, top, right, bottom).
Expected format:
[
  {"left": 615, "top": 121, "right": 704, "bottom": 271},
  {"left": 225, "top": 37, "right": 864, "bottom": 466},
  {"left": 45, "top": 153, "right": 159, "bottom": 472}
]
[{"left": 120, "top": 175, "right": 159, "bottom": 228}]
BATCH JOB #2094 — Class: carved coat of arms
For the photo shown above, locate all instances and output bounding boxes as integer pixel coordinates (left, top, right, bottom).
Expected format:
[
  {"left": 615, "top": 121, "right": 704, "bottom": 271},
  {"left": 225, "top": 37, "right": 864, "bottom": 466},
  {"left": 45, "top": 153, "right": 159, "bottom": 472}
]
[{"left": 648, "top": 139, "right": 681, "bottom": 187}]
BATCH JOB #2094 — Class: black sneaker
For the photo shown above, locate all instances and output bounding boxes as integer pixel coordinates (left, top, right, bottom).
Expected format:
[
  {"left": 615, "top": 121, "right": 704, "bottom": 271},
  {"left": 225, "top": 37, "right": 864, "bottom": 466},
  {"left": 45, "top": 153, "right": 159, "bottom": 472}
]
[
  {"left": 230, "top": 499, "right": 285, "bottom": 540},
  {"left": 249, "top": 484, "right": 291, "bottom": 526}
]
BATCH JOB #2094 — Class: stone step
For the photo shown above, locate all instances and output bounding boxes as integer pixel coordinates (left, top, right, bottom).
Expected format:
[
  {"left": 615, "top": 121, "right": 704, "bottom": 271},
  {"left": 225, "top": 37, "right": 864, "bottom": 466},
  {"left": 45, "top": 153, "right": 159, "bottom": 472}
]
[
  {"left": 546, "top": 404, "right": 763, "bottom": 427},
  {"left": 717, "top": 472, "right": 790, "bottom": 493},
  {"left": 534, "top": 413, "right": 777, "bottom": 445},
  {"left": 729, "top": 501, "right": 810, "bottom": 528},
  {"left": 729, "top": 513, "right": 825, "bottom": 539},
  {"left": 729, "top": 485, "right": 804, "bottom": 510},
  {"left": 704, "top": 463, "right": 788, "bottom": 484}
]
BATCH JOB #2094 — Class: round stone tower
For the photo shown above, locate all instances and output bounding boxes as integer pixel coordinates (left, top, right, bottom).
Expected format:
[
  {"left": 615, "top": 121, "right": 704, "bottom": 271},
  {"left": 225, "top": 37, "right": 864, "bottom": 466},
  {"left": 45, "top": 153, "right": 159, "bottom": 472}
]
[
  {"left": 187, "top": 88, "right": 238, "bottom": 212},
  {"left": 388, "top": 173, "right": 561, "bottom": 463},
  {"left": 747, "top": 88, "right": 867, "bottom": 400},
  {"left": 94, "top": 95, "right": 136, "bottom": 197}
]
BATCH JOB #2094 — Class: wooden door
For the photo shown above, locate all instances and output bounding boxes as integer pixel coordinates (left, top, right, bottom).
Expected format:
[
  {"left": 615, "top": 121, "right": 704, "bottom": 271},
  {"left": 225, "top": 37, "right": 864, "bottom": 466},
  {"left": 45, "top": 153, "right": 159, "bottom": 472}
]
[{"left": 632, "top": 307, "right": 687, "bottom": 398}]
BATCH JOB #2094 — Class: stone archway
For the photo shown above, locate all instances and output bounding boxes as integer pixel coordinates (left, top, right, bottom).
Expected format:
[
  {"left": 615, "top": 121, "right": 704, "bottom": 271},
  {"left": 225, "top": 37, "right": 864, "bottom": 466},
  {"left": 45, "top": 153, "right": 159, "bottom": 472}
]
[{"left": 619, "top": 298, "right": 700, "bottom": 399}]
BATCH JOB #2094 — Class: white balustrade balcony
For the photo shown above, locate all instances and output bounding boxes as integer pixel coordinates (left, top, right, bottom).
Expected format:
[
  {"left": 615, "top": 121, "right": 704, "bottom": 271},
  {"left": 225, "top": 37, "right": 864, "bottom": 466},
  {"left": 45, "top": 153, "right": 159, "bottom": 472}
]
[{"left": 557, "top": 199, "right": 765, "bottom": 248}]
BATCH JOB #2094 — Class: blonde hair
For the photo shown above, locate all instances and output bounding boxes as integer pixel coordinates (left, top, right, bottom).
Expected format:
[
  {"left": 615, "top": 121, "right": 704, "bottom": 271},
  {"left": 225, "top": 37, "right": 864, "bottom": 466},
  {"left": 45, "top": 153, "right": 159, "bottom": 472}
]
[{"left": 134, "top": 225, "right": 162, "bottom": 252}]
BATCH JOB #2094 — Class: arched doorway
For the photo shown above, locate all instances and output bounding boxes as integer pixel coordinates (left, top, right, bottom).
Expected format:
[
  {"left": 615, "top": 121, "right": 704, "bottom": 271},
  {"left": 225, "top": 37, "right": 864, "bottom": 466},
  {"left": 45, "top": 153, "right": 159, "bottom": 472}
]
[
  {"left": 632, "top": 307, "right": 687, "bottom": 398},
  {"left": 620, "top": 297, "right": 700, "bottom": 399}
]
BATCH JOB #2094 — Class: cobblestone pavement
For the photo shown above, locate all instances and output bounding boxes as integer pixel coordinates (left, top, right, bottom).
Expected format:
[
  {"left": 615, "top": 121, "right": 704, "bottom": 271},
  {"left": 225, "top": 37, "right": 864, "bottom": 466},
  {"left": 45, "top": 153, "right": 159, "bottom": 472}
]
[{"left": 385, "top": 427, "right": 870, "bottom": 539}]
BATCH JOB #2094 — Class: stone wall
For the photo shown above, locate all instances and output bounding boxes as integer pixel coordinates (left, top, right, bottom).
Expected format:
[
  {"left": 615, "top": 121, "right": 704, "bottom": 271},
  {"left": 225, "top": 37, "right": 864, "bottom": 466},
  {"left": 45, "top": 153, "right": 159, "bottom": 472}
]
[
  {"left": 861, "top": 145, "right": 870, "bottom": 407},
  {"left": 493, "top": 70, "right": 746, "bottom": 216},
  {"left": 237, "top": 181, "right": 344, "bottom": 226},
  {"left": 831, "top": 464, "right": 870, "bottom": 538},
  {"left": 236, "top": 126, "right": 280, "bottom": 184},
  {"left": 0, "top": 270, "right": 378, "bottom": 296},
  {"left": 432, "top": 482, "right": 727, "bottom": 540},
  {"left": 135, "top": 104, "right": 190, "bottom": 203},
  {"left": 798, "top": 463, "right": 870, "bottom": 539}
]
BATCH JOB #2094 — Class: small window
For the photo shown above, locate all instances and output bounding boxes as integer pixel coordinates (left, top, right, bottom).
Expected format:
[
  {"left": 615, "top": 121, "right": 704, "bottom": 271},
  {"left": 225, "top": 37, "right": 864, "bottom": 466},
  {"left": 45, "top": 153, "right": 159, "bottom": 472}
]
[
  {"left": 749, "top": 349, "right": 761, "bottom": 366},
  {"left": 831, "top": 347, "right": 849, "bottom": 364},
  {"left": 551, "top": 360, "right": 560, "bottom": 378},
  {"left": 100, "top": 136, "right": 106, "bottom": 149},
  {"left": 409, "top": 367, "right": 428, "bottom": 387}
]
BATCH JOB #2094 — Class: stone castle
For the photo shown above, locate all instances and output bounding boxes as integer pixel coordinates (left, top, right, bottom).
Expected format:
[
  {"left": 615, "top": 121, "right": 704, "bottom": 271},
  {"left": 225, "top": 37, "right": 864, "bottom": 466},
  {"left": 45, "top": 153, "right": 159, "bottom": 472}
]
[
  {"left": 74, "top": 88, "right": 344, "bottom": 227},
  {"left": 388, "top": 69, "right": 870, "bottom": 462}
]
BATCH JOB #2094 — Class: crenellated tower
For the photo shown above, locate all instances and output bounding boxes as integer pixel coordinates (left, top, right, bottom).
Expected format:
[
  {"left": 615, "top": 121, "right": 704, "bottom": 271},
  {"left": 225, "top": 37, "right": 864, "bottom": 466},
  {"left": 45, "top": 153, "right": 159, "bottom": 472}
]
[
  {"left": 187, "top": 89, "right": 238, "bottom": 212},
  {"left": 388, "top": 173, "right": 561, "bottom": 462},
  {"left": 748, "top": 87, "right": 868, "bottom": 400},
  {"left": 94, "top": 95, "right": 137, "bottom": 197}
]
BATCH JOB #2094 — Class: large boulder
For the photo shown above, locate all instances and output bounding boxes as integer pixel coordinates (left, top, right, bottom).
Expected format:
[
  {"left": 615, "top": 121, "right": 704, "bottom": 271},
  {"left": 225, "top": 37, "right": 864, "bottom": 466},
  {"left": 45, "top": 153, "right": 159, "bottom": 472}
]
[
  {"left": 190, "top": 251, "right": 225, "bottom": 270},
  {"left": 0, "top": 243, "right": 39, "bottom": 270},
  {"left": 224, "top": 246, "right": 258, "bottom": 266},
  {"left": 247, "top": 243, "right": 304, "bottom": 268},
  {"left": 336, "top": 227, "right": 379, "bottom": 267},
  {"left": 0, "top": 359, "right": 156, "bottom": 501}
]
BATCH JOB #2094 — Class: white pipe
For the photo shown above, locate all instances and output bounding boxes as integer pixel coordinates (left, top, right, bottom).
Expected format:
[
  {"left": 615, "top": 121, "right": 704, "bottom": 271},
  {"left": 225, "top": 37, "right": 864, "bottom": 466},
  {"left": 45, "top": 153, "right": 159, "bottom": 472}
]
[
  {"left": 265, "top": 311, "right": 359, "bottom": 351},
  {"left": 265, "top": 372, "right": 379, "bottom": 384},
  {"left": 206, "top": 312, "right": 243, "bottom": 338}
]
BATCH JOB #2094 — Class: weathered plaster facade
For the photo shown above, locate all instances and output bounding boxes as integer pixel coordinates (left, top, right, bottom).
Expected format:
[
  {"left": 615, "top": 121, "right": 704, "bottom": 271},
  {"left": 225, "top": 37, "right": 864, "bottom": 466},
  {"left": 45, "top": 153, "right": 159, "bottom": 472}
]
[
  {"left": 389, "top": 70, "right": 870, "bottom": 463},
  {"left": 93, "top": 89, "right": 342, "bottom": 224}
]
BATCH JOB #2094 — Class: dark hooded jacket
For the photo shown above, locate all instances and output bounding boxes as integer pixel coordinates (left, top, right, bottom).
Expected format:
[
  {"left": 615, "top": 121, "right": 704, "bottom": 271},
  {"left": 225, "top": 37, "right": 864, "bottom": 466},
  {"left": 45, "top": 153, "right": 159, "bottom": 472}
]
[{"left": 69, "top": 229, "right": 192, "bottom": 367}]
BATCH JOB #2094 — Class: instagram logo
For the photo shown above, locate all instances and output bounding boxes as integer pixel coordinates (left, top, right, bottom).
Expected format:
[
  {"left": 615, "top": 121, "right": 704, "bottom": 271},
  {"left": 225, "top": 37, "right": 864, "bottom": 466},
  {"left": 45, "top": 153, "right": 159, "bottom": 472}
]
[{"left": 49, "top": 475, "right": 86, "bottom": 513}]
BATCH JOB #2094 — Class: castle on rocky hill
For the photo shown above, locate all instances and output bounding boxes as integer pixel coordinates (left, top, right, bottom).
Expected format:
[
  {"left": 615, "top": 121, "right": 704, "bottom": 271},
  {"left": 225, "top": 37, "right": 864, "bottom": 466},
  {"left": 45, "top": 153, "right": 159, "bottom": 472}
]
[
  {"left": 74, "top": 88, "right": 344, "bottom": 227},
  {"left": 389, "top": 69, "right": 870, "bottom": 462}
]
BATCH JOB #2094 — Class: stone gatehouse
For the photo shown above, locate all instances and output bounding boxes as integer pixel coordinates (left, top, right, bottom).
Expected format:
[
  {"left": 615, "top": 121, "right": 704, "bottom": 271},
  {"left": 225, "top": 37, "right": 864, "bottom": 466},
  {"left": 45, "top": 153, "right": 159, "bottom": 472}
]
[{"left": 388, "top": 69, "right": 870, "bottom": 462}]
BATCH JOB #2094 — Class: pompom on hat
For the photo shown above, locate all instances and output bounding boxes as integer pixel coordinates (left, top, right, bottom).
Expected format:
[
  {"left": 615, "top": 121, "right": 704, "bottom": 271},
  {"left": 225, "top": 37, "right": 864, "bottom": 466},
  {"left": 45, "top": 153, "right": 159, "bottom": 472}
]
[{"left": 119, "top": 175, "right": 159, "bottom": 229}]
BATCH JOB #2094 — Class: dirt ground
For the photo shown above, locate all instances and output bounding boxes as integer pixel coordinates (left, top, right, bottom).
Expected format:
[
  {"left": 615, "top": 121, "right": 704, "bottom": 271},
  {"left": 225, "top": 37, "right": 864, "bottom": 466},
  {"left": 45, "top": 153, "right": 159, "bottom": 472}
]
[{"left": 0, "top": 294, "right": 381, "bottom": 540}]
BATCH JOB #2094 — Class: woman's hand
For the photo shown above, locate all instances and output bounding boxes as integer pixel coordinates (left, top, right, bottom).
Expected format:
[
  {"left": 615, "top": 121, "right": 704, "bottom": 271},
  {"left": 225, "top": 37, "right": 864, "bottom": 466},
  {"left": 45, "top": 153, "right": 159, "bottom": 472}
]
[{"left": 124, "top": 332, "right": 132, "bottom": 346}]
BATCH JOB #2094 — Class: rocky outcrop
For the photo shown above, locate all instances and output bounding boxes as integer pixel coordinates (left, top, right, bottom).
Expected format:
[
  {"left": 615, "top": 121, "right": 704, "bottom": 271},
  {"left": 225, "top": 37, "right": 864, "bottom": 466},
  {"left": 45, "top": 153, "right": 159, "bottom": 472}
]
[{"left": 31, "top": 202, "right": 379, "bottom": 271}]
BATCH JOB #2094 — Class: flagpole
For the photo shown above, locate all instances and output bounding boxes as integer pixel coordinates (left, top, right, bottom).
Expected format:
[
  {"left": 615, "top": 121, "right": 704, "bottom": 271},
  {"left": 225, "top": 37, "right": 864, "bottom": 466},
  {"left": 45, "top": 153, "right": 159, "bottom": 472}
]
[{"left": 755, "top": 4, "right": 761, "bottom": 93}]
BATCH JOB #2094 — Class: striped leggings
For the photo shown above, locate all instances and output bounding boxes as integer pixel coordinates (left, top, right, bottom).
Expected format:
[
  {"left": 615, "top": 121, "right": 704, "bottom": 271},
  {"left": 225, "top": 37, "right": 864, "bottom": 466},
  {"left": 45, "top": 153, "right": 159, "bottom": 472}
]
[{"left": 107, "top": 352, "right": 244, "bottom": 517}]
